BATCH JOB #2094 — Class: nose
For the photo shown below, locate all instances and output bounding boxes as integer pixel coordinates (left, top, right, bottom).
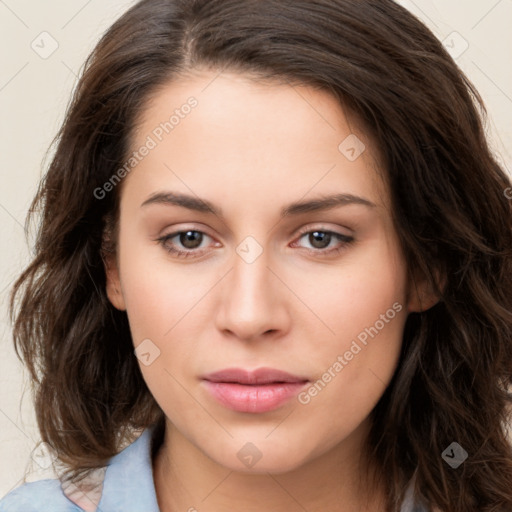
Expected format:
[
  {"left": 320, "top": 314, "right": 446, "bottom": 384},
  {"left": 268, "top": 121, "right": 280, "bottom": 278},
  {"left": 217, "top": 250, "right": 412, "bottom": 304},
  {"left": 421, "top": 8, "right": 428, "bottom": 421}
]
[{"left": 215, "top": 245, "right": 290, "bottom": 342}]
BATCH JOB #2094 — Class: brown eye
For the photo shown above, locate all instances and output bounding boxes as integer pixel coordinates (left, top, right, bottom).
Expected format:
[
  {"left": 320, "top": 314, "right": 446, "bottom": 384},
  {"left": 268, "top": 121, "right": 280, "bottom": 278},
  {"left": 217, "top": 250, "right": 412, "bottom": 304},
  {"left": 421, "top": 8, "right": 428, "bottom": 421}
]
[
  {"left": 178, "top": 230, "right": 203, "bottom": 249},
  {"left": 308, "top": 231, "right": 332, "bottom": 249},
  {"left": 157, "top": 230, "right": 215, "bottom": 258},
  {"left": 292, "top": 228, "right": 354, "bottom": 257}
]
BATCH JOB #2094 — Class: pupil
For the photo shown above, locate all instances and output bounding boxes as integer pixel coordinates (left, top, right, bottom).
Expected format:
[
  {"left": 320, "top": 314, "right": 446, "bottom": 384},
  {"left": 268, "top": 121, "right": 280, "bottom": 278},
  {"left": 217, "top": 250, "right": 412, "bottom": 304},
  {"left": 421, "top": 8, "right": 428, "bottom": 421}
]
[
  {"left": 310, "top": 231, "right": 331, "bottom": 249},
  {"left": 180, "top": 231, "right": 202, "bottom": 249}
]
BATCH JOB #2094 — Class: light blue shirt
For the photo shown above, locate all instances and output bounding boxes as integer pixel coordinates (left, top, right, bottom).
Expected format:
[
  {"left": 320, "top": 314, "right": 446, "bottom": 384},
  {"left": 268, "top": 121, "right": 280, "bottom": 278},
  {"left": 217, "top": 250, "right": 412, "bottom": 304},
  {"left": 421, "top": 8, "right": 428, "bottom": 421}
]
[
  {"left": 0, "top": 427, "right": 428, "bottom": 511},
  {"left": 0, "top": 428, "right": 160, "bottom": 512}
]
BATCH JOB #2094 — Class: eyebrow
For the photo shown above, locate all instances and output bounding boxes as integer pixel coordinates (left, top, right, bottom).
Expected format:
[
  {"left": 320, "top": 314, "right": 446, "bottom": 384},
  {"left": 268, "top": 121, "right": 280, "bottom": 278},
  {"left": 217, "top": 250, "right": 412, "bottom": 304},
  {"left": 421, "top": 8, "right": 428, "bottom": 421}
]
[{"left": 140, "top": 191, "right": 376, "bottom": 218}]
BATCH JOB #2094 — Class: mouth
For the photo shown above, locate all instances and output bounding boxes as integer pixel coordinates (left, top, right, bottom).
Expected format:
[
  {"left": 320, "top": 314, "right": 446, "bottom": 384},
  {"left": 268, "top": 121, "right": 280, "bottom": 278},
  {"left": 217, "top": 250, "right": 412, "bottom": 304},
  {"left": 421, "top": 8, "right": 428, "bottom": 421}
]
[{"left": 201, "top": 367, "right": 310, "bottom": 413}]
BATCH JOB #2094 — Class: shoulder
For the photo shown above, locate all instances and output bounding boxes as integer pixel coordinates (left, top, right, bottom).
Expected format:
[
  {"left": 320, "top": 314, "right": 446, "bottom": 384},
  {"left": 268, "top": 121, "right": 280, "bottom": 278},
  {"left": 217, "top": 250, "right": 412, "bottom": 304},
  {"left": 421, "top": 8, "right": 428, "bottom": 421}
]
[
  {"left": 0, "top": 478, "right": 82, "bottom": 512},
  {"left": 0, "top": 426, "right": 161, "bottom": 512}
]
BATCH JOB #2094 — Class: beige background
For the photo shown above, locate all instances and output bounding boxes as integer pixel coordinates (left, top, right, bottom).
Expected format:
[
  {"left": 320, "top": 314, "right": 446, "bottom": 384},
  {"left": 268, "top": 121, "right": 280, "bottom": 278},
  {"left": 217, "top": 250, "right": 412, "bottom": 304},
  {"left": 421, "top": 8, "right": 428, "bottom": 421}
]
[{"left": 1, "top": 0, "right": 511, "bottom": 498}]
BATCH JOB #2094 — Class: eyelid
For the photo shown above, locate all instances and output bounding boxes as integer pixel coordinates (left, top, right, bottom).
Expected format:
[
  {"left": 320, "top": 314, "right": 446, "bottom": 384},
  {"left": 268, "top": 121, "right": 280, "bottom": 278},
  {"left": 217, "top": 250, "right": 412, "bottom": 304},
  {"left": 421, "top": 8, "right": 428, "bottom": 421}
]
[
  {"left": 156, "top": 223, "right": 215, "bottom": 241},
  {"left": 294, "top": 223, "right": 353, "bottom": 238}
]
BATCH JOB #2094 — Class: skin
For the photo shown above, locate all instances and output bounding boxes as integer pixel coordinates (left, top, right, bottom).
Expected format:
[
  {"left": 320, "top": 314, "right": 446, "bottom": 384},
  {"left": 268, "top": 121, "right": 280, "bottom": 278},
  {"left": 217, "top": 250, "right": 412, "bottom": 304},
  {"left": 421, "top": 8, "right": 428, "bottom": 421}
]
[{"left": 105, "top": 68, "right": 437, "bottom": 512}]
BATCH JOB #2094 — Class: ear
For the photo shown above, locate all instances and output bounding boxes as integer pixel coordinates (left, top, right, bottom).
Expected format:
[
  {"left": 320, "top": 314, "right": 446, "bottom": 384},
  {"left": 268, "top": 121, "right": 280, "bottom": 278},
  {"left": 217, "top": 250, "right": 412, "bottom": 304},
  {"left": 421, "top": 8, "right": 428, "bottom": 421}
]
[
  {"left": 103, "top": 252, "right": 126, "bottom": 311},
  {"left": 406, "top": 266, "right": 446, "bottom": 313}
]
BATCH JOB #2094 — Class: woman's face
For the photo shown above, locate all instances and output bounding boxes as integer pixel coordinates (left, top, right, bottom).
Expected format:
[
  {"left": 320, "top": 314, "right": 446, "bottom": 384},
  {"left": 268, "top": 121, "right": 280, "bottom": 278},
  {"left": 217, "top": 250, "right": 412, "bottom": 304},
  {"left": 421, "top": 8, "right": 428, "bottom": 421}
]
[{"left": 106, "top": 69, "right": 423, "bottom": 473}]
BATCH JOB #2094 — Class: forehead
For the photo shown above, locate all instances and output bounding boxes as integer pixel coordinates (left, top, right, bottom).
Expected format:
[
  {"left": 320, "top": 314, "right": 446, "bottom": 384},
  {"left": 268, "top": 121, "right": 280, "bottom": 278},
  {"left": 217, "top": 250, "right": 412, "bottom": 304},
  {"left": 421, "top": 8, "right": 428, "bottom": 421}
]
[{"left": 123, "top": 69, "right": 388, "bottom": 216}]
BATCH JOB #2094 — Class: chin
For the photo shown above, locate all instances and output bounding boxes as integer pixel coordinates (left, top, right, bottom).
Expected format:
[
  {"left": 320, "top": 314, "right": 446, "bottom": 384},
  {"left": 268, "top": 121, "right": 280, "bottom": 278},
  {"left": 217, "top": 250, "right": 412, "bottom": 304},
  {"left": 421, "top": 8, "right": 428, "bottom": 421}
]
[{"left": 205, "top": 438, "right": 314, "bottom": 475}]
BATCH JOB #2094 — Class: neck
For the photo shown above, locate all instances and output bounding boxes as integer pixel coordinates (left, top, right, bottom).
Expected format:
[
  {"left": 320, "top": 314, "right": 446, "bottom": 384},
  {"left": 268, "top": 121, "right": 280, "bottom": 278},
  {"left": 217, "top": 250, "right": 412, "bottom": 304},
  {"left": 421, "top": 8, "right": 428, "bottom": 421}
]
[{"left": 152, "top": 419, "right": 387, "bottom": 512}]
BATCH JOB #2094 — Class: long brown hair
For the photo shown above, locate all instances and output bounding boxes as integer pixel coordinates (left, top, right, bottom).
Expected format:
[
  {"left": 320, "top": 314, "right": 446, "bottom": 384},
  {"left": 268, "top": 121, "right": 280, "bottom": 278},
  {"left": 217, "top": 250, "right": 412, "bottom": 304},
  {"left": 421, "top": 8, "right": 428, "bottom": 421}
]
[{"left": 10, "top": 1, "right": 512, "bottom": 510}]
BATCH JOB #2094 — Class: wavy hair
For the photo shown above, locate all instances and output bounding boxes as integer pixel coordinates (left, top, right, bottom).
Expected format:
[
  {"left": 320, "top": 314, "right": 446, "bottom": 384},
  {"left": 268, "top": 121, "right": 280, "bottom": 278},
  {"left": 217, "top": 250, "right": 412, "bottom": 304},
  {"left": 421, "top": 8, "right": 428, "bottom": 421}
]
[{"left": 10, "top": 0, "right": 512, "bottom": 510}]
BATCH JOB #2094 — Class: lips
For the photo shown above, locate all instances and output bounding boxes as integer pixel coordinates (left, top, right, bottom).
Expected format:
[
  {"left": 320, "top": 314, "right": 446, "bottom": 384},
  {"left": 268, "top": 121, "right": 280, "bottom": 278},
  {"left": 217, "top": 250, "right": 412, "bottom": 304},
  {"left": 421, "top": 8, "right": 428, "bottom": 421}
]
[
  {"left": 202, "top": 367, "right": 309, "bottom": 385},
  {"left": 201, "top": 367, "right": 310, "bottom": 413}
]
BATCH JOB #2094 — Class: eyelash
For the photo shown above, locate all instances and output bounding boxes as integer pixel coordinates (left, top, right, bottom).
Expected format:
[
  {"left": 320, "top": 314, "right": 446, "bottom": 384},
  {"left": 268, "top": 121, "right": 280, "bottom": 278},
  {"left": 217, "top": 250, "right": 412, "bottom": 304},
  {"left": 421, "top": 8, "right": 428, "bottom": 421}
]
[{"left": 156, "top": 227, "right": 354, "bottom": 259}]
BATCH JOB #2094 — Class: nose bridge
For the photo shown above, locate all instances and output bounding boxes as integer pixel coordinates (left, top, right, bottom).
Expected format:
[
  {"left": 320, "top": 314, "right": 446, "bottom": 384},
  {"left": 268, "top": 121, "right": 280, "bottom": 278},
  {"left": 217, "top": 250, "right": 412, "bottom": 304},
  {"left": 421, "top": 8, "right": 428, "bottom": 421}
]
[
  {"left": 216, "top": 239, "right": 286, "bottom": 339},
  {"left": 233, "top": 245, "right": 271, "bottom": 301}
]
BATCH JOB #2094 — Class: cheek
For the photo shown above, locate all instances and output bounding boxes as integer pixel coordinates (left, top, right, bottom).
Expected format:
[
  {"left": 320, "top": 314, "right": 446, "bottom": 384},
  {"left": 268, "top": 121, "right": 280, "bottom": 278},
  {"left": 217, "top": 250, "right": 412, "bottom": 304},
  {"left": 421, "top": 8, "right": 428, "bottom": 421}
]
[
  {"left": 292, "top": 240, "right": 408, "bottom": 420},
  {"left": 293, "top": 288, "right": 407, "bottom": 460},
  {"left": 117, "top": 240, "right": 206, "bottom": 342},
  {"left": 310, "top": 302, "right": 407, "bottom": 406},
  {"left": 118, "top": 251, "right": 206, "bottom": 419},
  {"left": 290, "top": 233, "right": 407, "bottom": 355},
  {"left": 116, "top": 239, "right": 219, "bottom": 392}
]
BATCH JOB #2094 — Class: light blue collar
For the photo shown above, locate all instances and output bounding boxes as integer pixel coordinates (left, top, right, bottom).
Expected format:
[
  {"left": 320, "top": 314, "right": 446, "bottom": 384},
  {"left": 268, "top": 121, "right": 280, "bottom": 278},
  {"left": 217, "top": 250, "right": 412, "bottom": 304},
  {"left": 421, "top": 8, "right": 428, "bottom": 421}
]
[{"left": 97, "top": 427, "right": 160, "bottom": 512}]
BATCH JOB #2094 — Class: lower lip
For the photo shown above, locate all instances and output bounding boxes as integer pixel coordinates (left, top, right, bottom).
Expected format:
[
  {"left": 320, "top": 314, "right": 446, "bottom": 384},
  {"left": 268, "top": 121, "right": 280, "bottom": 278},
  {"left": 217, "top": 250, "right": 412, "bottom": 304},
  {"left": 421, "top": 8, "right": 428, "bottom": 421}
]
[{"left": 202, "top": 380, "right": 309, "bottom": 413}]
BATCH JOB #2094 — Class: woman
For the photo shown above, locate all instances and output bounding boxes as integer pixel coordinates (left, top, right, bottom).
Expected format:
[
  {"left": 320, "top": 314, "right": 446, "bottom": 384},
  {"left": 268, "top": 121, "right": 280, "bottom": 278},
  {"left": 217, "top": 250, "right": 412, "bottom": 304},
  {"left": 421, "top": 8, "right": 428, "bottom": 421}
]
[{"left": 1, "top": 0, "right": 511, "bottom": 511}]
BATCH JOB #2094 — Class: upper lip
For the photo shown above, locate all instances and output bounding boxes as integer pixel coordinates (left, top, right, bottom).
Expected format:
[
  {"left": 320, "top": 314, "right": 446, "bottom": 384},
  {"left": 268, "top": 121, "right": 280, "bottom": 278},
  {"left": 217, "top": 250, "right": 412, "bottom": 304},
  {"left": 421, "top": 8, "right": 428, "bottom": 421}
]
[{"left": 203, "top": 367, "right": 309, "bottom": 385}]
